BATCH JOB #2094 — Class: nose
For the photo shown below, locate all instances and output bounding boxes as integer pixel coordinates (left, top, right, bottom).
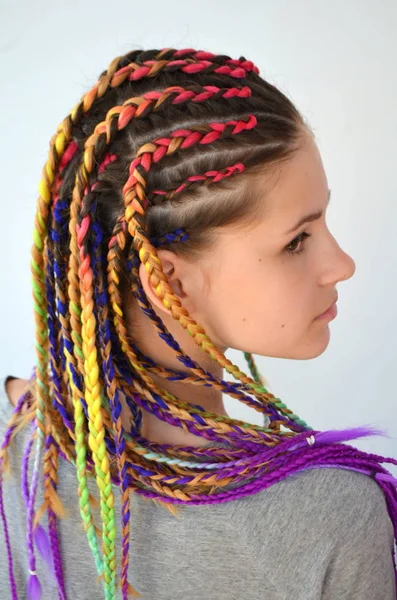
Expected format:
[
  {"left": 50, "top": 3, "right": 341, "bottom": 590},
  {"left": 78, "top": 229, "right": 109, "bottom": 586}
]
[
  {"left": 320, "top": 236, "right": 356, "bottom": 286},
  {"left": 337, "top": 246, "right": 356, "bottom": 283}
]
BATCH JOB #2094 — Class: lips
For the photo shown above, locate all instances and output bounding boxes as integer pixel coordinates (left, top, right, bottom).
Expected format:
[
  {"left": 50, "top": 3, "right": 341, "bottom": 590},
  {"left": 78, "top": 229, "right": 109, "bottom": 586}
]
[{"left": 318, "top": 294, "right": 338, "bottom": 318}]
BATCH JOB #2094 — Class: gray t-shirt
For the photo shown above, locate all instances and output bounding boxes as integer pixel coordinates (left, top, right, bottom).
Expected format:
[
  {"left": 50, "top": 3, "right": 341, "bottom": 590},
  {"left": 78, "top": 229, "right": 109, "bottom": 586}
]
[{"left": 0, "top": 375, "right": 395, "bottom": 599}]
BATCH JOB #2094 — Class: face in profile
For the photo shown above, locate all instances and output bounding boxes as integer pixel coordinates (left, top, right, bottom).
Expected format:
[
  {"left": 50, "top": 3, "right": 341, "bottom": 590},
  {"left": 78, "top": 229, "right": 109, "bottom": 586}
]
[{"left": 194, "top": 131, "right": 356, "bottom": 360}]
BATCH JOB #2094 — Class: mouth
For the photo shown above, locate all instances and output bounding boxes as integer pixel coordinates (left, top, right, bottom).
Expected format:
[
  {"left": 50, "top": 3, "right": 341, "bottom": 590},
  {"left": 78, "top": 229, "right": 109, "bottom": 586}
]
[{"left": 315, "top": 295, "right": 338, "bottom": 320}]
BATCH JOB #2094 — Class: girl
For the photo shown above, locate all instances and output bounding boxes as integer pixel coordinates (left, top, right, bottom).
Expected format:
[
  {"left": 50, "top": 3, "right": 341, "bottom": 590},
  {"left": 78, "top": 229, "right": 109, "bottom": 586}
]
[{"left": 0, "top": 47, "right": 396, "bottom": 600}]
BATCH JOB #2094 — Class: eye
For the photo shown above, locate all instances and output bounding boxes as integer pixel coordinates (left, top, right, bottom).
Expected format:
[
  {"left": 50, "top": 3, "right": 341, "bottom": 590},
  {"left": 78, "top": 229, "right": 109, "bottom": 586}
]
[{"left": 285, "top": 231, "right": 311, "bottom": 256}]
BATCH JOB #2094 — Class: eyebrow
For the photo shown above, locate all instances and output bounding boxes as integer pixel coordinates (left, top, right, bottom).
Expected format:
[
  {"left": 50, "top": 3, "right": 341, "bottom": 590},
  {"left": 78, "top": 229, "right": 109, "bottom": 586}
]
[{"left": 285, "top": 189, "right": 332, "bottom": 235}]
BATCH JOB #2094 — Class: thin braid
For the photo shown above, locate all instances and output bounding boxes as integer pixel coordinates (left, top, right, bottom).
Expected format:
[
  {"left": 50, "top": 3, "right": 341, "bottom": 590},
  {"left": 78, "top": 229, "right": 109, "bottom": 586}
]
[
  {"left": 29, "top": 132, "right": 55, "bottom": 594},
  {"left": 76, "top": 204, "right": 117, "bottom": 599},
  {"left": 91, "top": 218, "right": 138, "bottom": 598},
  {"left": 26, "top": 423, "right": 43, "bottom": 597},
  {"left": 89, "top": 163, "right": 141, "bottom": 597},
  {"left": 0, "top": 388, "right": 31, "bottom": 600},
  {"left": 21, "top": 423, "right": 66, "bottom": 598},
  {"left": 150, "top": 160, "right": 248, "bottom": 200},
  {"left": 35, "top": 260, "right": 69, "bottom": 596},
  {"left": 35, "top": 245, "right": 68, "bottom": 524},
  {"left": 52, "top": 149, "right": 105, "bottom": 580},
  {"left": 47, "top": 223, "right": 74, "bottom": 437},
  {"left": 42, "top": 431, "right": 66, "bottom": 599},
  {"left": 68, "top": 355, "right": 105, "bottom": 578},
  {"left": 70, "top": 183, "right": 117, "bottom": 582}
]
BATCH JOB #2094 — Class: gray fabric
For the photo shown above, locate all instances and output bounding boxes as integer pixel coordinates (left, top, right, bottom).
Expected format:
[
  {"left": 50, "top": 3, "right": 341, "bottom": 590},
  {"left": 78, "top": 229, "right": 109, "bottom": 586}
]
[{"left": 0, "top": 375, "right": 395, "bottom": 599}]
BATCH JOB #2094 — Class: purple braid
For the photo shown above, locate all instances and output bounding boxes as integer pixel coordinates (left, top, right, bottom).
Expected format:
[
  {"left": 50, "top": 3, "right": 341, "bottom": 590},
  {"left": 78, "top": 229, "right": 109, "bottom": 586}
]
[
  {"left": 0, "top": 372, "right": 35, "bottom": 600},
  {"left": 44, "top": 434, "right": 67, "bottom": 599}
]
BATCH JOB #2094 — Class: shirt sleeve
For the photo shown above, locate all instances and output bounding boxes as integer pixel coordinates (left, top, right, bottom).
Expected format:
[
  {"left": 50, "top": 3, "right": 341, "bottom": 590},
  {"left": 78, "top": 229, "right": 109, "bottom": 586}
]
[{"left": 321, "top": 475, "right": 396, "bottom": 599}]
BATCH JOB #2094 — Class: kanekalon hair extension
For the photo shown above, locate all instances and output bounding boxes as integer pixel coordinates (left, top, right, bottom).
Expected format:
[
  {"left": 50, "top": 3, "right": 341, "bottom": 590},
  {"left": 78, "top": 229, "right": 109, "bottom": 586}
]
[{"left": 0, "top": 47, "right": 396, "bottom": 600}]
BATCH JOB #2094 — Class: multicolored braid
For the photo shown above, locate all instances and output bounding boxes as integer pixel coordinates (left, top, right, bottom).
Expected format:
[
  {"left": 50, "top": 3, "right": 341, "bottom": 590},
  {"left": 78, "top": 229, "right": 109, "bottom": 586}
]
[
  {"left": 1, "top": 47, "right": 396, "bottom": 600},
  {"left": 53, "top": 164, "right": 105, "bottom": 577}
]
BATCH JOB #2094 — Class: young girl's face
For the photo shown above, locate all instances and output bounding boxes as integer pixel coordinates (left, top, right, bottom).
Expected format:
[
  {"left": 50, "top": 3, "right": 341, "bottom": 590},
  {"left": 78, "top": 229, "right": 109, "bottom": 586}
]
[{"left": 192, "top": 131, "right": 356, "bottom": 360}]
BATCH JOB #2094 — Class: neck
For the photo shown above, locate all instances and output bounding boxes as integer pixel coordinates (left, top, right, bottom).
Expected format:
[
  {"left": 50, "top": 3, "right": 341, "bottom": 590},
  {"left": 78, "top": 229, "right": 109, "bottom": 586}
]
[{"left": 122, "top": 297, "right": 229, "bottom": 447}]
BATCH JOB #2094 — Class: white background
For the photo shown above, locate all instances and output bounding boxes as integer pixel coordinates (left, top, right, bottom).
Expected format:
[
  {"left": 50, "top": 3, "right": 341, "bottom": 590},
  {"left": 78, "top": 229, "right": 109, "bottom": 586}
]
[{"left": 0, "top": 0, "right": 395, "bottom": 471}]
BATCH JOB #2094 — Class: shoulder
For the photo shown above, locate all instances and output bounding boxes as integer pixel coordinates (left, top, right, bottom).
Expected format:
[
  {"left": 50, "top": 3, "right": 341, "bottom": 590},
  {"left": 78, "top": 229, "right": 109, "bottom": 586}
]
[
  {"left": 284, "top": 466, "right": 392, "bottom": 536},
  {"left": 228, "top": 466, "right": 395, "bottom": 596},
  {"left": 1, "top": 376, "right": 30, "bottom": 408},
  {"left": 231, "top": 462, "right": 391, "bottom": 515},
  {"left": 229, "top": 465, "right": 393, "bottom": 558},
  {"left": 0, "top": 376, "right": 31, "bottom": 426}
]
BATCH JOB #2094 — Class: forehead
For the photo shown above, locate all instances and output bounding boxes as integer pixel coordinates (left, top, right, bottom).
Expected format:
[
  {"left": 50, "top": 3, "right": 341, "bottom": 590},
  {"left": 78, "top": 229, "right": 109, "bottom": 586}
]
[
  {"left": 253, "top": 134, "right": 329, "bottom": 222},
  {"left": 207, "top": 135, "right": 330, "bottom": 255}
]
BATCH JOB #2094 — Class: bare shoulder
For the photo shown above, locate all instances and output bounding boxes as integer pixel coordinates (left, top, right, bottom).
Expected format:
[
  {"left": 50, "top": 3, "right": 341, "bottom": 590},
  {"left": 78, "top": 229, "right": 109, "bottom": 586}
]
[{"left": 4, "top": 378, "right": 30, "bottom": 408}]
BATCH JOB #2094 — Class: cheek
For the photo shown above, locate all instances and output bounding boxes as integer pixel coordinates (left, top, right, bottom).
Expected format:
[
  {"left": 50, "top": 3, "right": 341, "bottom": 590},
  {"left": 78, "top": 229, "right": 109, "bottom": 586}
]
[
  {"left": 202, "top": 260, "right": 317, "bottom": 351},
  {"left": 206, "top": 270, "right": 295, "bottom": 346}
]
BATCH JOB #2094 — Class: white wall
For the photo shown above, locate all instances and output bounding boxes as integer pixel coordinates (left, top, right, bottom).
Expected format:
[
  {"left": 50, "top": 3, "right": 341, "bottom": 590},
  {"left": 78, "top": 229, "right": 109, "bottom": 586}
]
[{"left": 0, "top": 0, "right": 396, "bottom": 471}]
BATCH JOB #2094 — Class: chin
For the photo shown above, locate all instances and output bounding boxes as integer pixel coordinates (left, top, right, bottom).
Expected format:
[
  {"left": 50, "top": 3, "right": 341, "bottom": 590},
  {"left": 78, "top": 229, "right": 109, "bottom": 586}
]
[
  {"left": 276, "top": 327, "right": 332, "bottom": 360},
  {"left": 300, "top": 326, "right": 332, "bottom": 359},
  {"left": 238, "top": 326, "right": 332, "bottom": 361}
]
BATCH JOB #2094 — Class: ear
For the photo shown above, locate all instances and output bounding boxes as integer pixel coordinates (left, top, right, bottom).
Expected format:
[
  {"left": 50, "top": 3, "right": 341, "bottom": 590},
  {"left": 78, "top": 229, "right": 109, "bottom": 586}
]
[{"left": 138, "top": 249, "right": 187, "bottom": 317}]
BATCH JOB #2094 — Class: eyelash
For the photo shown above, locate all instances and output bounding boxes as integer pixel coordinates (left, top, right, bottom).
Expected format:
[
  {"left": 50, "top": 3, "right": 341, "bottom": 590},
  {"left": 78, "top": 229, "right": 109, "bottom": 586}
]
[{"left": 285, "top": 231, "right": 311, "bottom": 256}]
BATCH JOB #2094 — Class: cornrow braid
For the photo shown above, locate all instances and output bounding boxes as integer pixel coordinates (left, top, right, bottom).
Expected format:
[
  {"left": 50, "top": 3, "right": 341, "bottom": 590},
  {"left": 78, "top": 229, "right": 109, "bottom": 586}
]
[{"left": 1, "top": 47, "right": 396, "bottom": 600}]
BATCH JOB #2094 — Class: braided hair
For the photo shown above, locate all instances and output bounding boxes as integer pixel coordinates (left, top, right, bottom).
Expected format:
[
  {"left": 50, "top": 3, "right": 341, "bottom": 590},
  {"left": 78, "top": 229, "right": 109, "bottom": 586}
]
[{"left": 0, "top": 47, "right": 396, "bottom": 600}]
